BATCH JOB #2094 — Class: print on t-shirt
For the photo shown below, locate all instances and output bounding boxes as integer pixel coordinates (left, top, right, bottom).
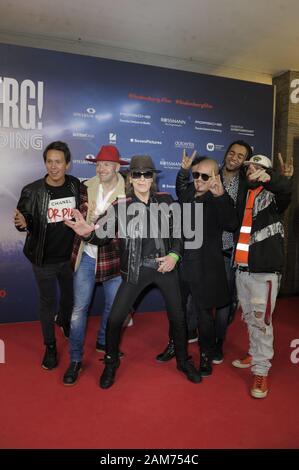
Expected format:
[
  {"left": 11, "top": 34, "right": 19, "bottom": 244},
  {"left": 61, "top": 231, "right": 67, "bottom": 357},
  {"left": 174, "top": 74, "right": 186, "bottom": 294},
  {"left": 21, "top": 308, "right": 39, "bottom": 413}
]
[{"left": 47, "top": 197, "right": 76, "bottom": 223}]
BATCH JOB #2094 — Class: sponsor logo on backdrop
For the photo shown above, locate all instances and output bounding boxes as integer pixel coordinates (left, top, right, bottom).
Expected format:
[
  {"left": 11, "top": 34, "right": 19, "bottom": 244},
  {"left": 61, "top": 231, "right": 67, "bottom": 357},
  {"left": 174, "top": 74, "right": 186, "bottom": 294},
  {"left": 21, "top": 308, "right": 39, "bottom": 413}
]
[
  {"left": 109, "top": 133, "right": 116, "bottom": 143},
  {"left": 290, "top": 79, "right": 299, "bottom": 104},
  {"left": 73, "top": 108, "right": 96, "bottom": 119},
  {"left": 128, "top": 93, "right": 213, "bottom": 109},
  {"left": 120, "top": 112, "right": 151, "bottom": 125},
  {"left": 174, "top": 141, "right": 195, "bottom": 149},
  {"left": 194, "top": 120, "right": 223, "bottom": 133},
  {"left": 206, "top": 142, "right": 225, "bottom": 152},
  {"left": 0, "top": 76, "right": 44, "bottom": 150},
  {"left": 73, "top": 155, "right": 95, "bottom": 165},
  {"left": 160, "top": 159, "right": 181, "bottom": 170},
  {"left": 161, "top": 183, "right": 176, "bottom": 190},
  {"left": 130, "top": 138, "right": 162, "bottom": 145},
  {"left": 72, "top": 132, "right": 95, "bottom": 139},
  {"left": 161, "top": 117, "right": 186, "bottom": 127},
  {"left": 230, "top": 124, "right": 255, "bottom": 137},
  {"left": 121, "top": 157, "right": 131, "bottom": 164}
]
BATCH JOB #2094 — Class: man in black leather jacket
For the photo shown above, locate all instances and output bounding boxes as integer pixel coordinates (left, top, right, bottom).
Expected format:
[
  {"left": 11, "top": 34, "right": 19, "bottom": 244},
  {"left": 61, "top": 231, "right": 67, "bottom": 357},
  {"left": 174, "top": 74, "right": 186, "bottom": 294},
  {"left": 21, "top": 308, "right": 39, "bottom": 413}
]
[
  {"left": 14, "top": 141, "right": 80, "bottom": 370},
  {"left": 66, "top": 155, "right": 202, "bottom": 388}
]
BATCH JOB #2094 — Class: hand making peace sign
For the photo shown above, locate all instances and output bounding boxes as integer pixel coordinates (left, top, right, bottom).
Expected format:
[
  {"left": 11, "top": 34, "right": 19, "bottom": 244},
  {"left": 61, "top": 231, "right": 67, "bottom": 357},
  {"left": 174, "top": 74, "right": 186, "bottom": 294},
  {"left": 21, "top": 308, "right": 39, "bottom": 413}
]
[
  {"left": 209, "top": 170, "right": 225, "bottom": 197},
  {"left": 181, "top": 149, "right": 198, "bottom": 170}
]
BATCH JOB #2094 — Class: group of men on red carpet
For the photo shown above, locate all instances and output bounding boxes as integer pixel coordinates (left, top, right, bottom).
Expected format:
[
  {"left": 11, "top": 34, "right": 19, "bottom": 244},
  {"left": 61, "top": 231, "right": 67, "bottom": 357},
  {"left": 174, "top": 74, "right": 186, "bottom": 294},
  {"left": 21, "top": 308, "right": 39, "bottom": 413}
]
[{"left": 14, "top": 140, "right": 293, "bottom": 398}]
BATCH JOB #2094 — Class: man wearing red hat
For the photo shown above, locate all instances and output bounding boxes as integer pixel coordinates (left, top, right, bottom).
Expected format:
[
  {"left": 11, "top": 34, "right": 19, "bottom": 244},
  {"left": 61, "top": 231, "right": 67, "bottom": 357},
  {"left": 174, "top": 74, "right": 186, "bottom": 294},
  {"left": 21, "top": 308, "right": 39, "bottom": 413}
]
[{"left": 63, "top": 145, "right": 128, "bottom": 385}]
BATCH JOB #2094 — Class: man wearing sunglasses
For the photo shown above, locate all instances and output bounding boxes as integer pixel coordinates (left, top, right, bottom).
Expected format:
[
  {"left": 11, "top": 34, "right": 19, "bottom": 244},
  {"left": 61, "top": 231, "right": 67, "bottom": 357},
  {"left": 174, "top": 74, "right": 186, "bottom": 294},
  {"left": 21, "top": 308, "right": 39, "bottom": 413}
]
[
  {"left": 157, "top": 155, "right": 239, "bottom": 377},
  {"left": 65, "top": 155, "right": 201, "bottom": 388},
  {"left": 157, "top": 141, "right": 252, "bottom": 364}
]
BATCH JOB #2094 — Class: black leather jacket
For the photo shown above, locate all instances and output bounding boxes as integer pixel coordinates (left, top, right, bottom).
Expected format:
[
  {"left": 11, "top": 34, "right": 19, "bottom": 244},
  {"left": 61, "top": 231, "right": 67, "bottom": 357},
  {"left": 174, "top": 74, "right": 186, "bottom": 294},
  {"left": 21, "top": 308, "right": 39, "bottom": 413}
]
[
  {"left": 16, "top": 175, "right": 80, "bottom": 266},
  {"left": 84, "top": 192, "right": 183, "bottom": 284}
]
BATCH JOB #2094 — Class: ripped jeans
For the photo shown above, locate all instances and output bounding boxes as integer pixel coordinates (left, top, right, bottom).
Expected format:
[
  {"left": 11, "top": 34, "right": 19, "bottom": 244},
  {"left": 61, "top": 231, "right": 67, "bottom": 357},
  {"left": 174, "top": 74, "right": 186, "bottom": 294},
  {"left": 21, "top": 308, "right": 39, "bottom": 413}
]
[{"left": 236, "top": 270, "right": 281, "bottom": 376}]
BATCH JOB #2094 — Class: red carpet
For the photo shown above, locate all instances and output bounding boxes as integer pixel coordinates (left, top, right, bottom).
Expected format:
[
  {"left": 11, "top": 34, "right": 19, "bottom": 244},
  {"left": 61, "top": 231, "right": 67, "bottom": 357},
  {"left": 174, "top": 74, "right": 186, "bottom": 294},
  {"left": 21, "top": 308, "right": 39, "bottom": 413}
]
[{"left": 0, "top": 297, "right": 299, "bottom": 449}]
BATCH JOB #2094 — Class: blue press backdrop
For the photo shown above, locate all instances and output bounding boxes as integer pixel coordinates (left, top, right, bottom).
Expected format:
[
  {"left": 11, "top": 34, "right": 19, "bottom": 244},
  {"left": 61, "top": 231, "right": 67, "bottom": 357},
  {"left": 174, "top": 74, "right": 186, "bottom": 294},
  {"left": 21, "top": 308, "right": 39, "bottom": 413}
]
[{"left": 0, "top": 43, "right": 274, "bottom": 322}]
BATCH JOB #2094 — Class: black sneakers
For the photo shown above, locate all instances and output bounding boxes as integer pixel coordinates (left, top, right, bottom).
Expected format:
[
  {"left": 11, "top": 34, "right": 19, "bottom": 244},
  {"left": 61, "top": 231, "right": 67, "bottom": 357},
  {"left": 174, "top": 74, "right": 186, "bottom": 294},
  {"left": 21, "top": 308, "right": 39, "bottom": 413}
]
[
  {"left": 187, "top": 329, "right": 199, "bottom": 344},
  {"left": 156, "top": 340, "right": 175, "bottom": 362},
  {"left": 200, "top": 352, "right": 213, "bottom": 377},
  {"left": 63, "top": 362, "right": 82, "bottom": 386},
  {"left": 99, "top": 357, "right": 120, "bottom": 389},
  {"left": 42, "top": 344, "right": 58, "bottom": 370},
  {"left": 177, "top": 361, "right": 201, "bottom": 383},
  {"left": 213, "top": 338, "right": 224, "bottom": 364}
]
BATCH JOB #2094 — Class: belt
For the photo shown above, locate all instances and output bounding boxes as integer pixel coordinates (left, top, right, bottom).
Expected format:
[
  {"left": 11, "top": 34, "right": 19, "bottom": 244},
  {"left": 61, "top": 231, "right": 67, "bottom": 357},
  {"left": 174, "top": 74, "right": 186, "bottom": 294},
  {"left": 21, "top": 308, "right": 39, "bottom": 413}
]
[
  {"left": 237, "top": 266, "right": 281, "bottom": 275},
  {"left": 141, "top": 257, "right": 159, "bottom": 269},
  {"left": 237, "top": 265, "right": 249, "bottom": 272}
]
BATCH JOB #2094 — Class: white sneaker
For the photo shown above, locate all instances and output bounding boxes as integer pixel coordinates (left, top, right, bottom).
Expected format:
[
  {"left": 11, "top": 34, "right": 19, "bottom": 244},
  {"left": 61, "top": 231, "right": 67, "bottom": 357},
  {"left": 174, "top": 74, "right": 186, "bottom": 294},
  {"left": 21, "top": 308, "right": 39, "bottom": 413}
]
[{"left": 123, "top": 315, "right": 134, "bottom": 327}]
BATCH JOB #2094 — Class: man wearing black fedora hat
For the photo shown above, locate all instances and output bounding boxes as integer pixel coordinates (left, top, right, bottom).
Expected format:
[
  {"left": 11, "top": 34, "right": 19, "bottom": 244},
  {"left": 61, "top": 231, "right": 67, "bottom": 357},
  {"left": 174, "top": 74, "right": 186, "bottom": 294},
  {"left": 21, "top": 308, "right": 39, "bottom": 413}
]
[
  {"left": 65, "top": 154, "right": 201, "bottom": 388},
  {"left": 63, "top": 145, "right": 129, "bottom": 385}
]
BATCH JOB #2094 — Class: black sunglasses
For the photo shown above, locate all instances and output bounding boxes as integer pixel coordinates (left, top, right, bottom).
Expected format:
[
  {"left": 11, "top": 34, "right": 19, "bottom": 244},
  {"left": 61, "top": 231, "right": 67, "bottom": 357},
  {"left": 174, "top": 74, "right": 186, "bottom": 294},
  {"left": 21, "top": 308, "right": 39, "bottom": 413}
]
[
  {"left": 192, "top": 172, "right": 211, "bottom": 182},
  {"left": 131, "top": 171, "right": 154, "bottom": 179}
]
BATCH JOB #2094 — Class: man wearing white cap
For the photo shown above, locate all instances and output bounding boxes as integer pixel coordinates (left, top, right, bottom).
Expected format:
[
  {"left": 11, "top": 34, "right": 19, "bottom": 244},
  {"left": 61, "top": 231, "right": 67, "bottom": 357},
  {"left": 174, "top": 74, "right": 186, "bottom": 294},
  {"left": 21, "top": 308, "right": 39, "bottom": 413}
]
[{"left": 233, "top": 154, "right": 292, "bottom": 398}]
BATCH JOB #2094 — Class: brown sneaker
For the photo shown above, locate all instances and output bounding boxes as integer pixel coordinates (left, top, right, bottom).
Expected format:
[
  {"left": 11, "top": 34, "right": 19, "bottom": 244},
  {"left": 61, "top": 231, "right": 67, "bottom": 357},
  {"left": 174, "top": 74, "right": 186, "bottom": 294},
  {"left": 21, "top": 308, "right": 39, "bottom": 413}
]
[
  {"left": 251, "top": 375, "right": 268, "bottom": 398},
  {"left": 232, "top": 354, "right": 252, "bottom": 369}
]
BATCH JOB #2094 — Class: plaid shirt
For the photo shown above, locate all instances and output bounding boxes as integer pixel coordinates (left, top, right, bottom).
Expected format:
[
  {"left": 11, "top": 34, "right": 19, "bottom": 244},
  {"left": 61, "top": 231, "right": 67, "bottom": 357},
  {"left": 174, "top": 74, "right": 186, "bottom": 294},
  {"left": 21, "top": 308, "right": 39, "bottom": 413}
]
[{"left": 71, "top": 178, "right": 123, "bottom": 283}]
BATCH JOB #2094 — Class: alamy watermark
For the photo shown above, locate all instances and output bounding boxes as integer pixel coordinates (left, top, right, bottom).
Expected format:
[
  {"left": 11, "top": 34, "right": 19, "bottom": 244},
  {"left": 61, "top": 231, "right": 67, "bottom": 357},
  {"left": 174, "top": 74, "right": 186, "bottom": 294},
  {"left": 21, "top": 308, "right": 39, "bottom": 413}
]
[
  {"left": 0, "top": 339, "right": 5, "bottom": 364},
  {"left": 94, "top": 202, "right": 203, "bottom": 250},
  {"left": 290, "top": 339, "right": 299, "bottom": 364}
]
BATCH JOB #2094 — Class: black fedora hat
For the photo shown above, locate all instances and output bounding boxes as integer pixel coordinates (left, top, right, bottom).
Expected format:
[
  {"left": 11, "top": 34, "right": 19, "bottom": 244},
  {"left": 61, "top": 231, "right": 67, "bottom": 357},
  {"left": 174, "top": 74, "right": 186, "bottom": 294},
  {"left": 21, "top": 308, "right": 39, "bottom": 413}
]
[{"left": 129, "top": 155, "right": 161, "bottom": 173}]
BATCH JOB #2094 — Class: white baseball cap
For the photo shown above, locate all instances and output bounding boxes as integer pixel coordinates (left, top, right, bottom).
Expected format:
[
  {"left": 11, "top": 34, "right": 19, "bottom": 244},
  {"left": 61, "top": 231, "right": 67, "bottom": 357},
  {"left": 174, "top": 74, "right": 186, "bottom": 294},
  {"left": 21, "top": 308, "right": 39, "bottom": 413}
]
[{"left": 243, "top": 154, "right": 272, "bottom": 169}]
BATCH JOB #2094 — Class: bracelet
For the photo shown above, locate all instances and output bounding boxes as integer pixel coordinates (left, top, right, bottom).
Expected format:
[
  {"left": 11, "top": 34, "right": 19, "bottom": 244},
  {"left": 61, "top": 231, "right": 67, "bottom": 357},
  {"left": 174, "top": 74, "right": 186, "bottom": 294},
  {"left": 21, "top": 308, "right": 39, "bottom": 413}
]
[{"left": 168, "top": 252, "right": 180, "bottom": 262}]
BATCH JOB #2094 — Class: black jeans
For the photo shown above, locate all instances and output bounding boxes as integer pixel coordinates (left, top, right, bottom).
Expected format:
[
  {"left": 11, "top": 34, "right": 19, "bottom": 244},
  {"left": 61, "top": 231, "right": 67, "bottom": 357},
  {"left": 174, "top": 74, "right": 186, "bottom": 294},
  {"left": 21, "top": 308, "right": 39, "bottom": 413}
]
[
  {"left": 179, "top": 252, "right": 237, "bottom": 348},
  {"left": 32, "top": 261, "right": 74, "bottom": 345},
  {"left": 105, "top": 267, "right": 188, "bottom": 363},
  {"left": 215, "top": 254, "right": 237, "bottom": 340}
]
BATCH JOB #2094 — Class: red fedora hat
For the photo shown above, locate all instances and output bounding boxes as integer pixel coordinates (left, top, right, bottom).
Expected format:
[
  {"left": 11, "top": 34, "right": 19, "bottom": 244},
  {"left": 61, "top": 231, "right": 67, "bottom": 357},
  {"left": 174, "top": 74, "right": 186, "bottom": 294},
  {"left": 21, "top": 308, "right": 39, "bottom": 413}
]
[{"left": 86, "top": 145, "right": 128, "bottom": 165}]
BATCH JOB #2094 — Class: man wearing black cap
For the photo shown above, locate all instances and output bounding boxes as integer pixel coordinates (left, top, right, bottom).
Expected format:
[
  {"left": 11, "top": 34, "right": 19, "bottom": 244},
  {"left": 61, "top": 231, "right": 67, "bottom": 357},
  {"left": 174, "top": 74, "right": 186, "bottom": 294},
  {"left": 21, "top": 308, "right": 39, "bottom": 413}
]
[{"left": 63, "top": 145, "right": 128, "bottom": 385}]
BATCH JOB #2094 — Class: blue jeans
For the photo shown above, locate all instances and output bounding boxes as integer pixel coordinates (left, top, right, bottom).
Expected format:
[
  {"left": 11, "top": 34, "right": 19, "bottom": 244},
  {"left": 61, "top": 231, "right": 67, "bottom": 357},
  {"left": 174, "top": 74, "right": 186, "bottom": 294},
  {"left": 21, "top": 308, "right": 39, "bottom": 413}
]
[{"left": 69, "top": 252, "right": 122, "bottom": 362}]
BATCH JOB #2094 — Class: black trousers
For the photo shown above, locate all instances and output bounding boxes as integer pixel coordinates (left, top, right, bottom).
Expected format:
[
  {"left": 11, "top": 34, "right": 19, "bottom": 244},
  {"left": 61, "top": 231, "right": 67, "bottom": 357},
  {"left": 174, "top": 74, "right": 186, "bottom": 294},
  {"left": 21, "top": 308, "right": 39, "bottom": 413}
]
[
  {"left": 180, "top": 279, "right": 215, "bottom": 356},
  {"left": 32, "top": 261, "right": 74, "bottom": 345},
  {"left": 180, "top": 253, "right": 237, "bottom": 345},
  {"left": 105, "top": 267, "right": 188, "bottom": 363},
  {"left": 215, "top": 254, "right": 237, "bottom": 339}
]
